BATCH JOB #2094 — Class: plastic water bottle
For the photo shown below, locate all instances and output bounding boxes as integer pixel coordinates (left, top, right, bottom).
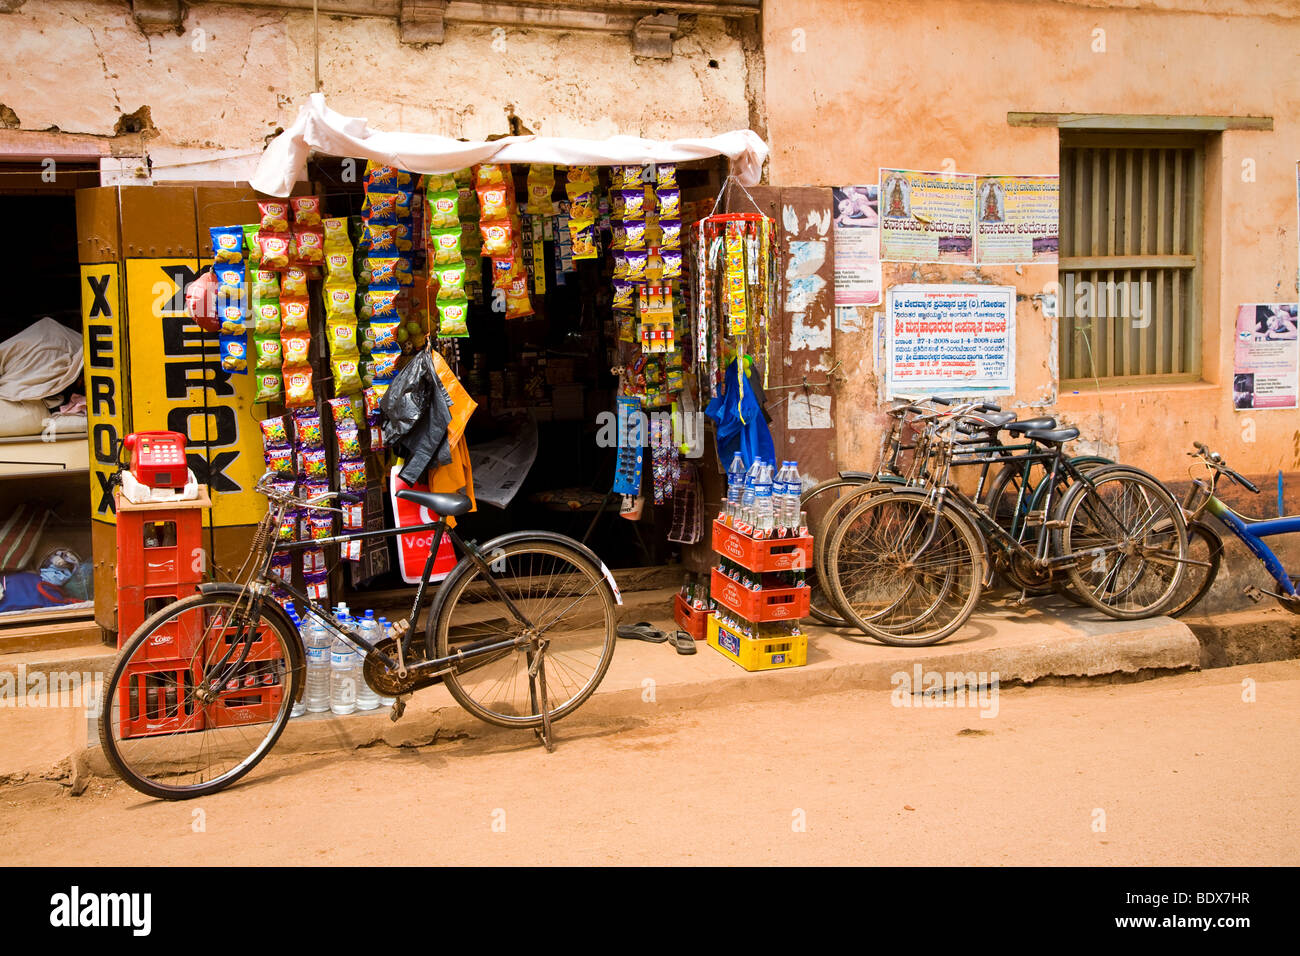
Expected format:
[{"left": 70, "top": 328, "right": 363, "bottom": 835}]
[
  {"left": 755, "top": 462, "right": 774, "bottom": 534},
  {"left": 741, "top": 458, "right": 761, "bottom": 525},
  {"left": 772, "top": 462, "right": 789, "bottom": 531},
  {"left": 780, "top": 460, "right": 801, "bottom": 531},
  {"left": 726, "top": 452, "right": 745, "bottom": 519},
  {"left": 375, "top": 618, "right": 397, "bottom": 707},
  {"left": 303, "top": 612, "right": 333, "bottom": 713},
  {"left": 287, "top": 609, "right": 307, "bottom": 717},
  {"left": 354, "top": 611, "right": 380, "bottom": 711},
  {"left": 330, "top": 614, "right": 358, "bottom": 715}
]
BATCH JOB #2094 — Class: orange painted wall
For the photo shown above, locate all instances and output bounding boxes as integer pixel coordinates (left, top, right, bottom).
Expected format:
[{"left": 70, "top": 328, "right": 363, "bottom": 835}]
[{"left": 763, "top": 0, "right": 1300, "bottom": 483}]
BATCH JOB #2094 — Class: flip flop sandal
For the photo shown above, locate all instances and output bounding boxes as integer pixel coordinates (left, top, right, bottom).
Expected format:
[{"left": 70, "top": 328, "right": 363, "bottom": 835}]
[
  {"left": 617, "top": 621, "right": 669, "bottom": 643},
  {"left": 670, "top": 630, "right": 697, "bottom": 655}
]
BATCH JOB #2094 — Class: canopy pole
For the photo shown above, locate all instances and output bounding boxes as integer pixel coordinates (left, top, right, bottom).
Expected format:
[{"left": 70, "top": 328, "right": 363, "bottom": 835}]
[{"left": 313, "top": 0, "right": 322, "bottom": 93}]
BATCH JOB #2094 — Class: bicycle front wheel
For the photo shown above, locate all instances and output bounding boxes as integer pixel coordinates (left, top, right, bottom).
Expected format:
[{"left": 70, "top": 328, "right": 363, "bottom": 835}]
[
  {"left": 98, "top": 591, "right": 302, "bottom": 800},
  {"left": 803, "top": 477, "right": 892, "bottom": 625},
  {"left": 1055, "top": 468, "right": 1188, "bottom": 619},
  {"left": 430, "top": 537, "right": 617, "bottom": 729}
]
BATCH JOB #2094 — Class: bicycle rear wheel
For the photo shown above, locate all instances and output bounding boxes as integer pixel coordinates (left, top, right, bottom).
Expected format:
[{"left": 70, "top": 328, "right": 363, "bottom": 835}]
[
  {"left": 1166, "top": 520, "right": 1223, "bottom": 617},
  {"left": 804, "top": 477, "right": 893, "bottom": 625},
  {"left": 430, "top": 537, "right": 617, "bottom": 729},
  {"left": 1055, "top": 468, "right": 1188, "bottom": 618},
  {"left": 98, "top": 591, "right": 301, "bottom": 800},
  {"left": 827, "top": 491, "right": 984, "bottom": 646}
]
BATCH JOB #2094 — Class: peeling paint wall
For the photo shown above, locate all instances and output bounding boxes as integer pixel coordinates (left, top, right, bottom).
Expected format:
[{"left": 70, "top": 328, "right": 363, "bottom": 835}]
[
  {"left": 0, "top": 1, "right": 751, "bottom": 168},
  {"left": 763, "top": 0, "right": 1300, "bottom": 481}
]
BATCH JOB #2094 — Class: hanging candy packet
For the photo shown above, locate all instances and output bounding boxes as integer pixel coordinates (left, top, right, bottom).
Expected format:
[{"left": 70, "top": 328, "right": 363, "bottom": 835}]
[
  {"left": 332, "top": 354, "right": 363, "bottom": 394},
  {"left": 293, "top": 225, "right": 324, "bottom": 264},
  {"left": 253, "top": 334, "right": 282, "bottom": 370},
  {"left": 219, "top": 334, "right": 248, "bottom": 373},
  {"left": 437, "top": 298, "right": 471, "bottom": 337},
  {"left": 281, "top": 329, "right": 312, "bottom": 366},
  {"left": 290, "top": 195, "right": 323, "bottom": 226},
  {"left": 257, "top": 233, "right": 291, "bottom": 270},
  {"left": 258, "top": 200, "right": 290, "bottom": 232},
  {"left": 210, "top": 226, "right": 244, "bottom": 264},
  {"left": 429, "top": 227, "right": 463, "bottom": 265}
]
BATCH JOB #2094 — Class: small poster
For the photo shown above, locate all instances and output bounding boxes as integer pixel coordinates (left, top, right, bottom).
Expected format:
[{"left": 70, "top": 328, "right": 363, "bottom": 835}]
[
  {"left": 832, "top": 185, "right": 882, "bottom": 307},
  {"left": 879, "top": 168, "right": 976, "bottom": 264},
  {"left": 974, "top": 175, "right": 1059, "bottom": 265},
  {"left": 885, "top": 285, "right": 1016, "bottom": 397},
  {"left": 1232, "top": 303, "right": 1299, "bottom": 410}
]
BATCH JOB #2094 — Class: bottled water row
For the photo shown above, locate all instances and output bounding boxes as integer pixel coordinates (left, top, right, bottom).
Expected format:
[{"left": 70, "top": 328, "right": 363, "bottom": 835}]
[
  {"left": 287, "top": 603, "right": 397, "bottom": 717},
  {"left": 724, "top": 453, "right": 804, "bottom": 536}
]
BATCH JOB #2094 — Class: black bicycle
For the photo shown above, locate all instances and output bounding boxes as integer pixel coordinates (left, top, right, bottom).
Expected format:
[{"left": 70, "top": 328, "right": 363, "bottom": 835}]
[{"left": 99, "top": 474, "right": 622, "bottom": 799}]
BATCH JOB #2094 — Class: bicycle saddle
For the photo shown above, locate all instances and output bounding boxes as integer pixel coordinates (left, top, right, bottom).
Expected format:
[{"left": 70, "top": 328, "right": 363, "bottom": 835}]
[
  {"left": 1004, "top": 417, "right": 1056, "bottom": 435},
  {"left": 1023, "top": 427, "right": 1079, "bottom": 444},
  {"left": 396, "top": 489, "right": 474, "bottom": 516}
]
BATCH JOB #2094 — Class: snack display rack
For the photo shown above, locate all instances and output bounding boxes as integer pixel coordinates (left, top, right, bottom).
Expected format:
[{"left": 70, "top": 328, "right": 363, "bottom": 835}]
[{"left": 705, "top": 517, "right": 812, "bottom": 671}]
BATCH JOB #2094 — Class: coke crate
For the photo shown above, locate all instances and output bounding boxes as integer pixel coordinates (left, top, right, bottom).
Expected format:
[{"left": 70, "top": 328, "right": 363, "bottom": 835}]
[
  {"left": 115, "top": 498, "right": 208, "bottom": 591},
  {"left": 205, "top": 617, "right": 286, "bottom": 665},
  {"left": 710, "top": 567, "right": 811, "bottom": 622},
  {"left": 673, "top": 592, "right": 714, "bottom": 641},
  {"left": 117, "top": 583, "right": 199, "bottom": 649},
  {"left": 116, "top": 659, "right": 205, "bottom": 739},
  {"left": 711, "top": 519, "right": 813, "bottom": 574},
  {"left": 210, "top": 681, "right": 284, "bottom": 728},
  {"left": 706, "top": 615, "right": 807, "bottom": 672}
]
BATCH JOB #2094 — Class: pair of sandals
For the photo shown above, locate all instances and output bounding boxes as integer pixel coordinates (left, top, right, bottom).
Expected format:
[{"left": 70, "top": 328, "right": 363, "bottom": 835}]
[{"left": 617, "top": 621, "right": 697, "bottom": 655}]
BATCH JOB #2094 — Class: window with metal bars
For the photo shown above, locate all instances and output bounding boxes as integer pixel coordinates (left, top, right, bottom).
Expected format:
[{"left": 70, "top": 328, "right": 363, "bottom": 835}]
[{"left": 1058, "top": 133, "right": 1205, "bottom": 386}]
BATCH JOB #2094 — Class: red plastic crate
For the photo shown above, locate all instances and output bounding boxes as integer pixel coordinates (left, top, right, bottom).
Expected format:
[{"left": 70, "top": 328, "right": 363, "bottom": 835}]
[
  {"left": 673, "top": 592, "right": 714, "bottom": 641},
  {"left": 711, "top": 519, "right": 814, "bottom": 573},
  {"left": 117, "top": 583, "right": 199, "bottom": 649},
  {"left": 116, "top": 659, "right": 205, "bottom": 739},
  {"left": 115, "top": 506, "right": 207, "bottom": 591},
  {"left": 710, "top": 567, "right": 811, "bottom": 622},
  {"left": 209, "top": 680, "right": 285, "bottom": 728},
  {"left": 204, "top": 615, "right": 287, "bottom": 665}
]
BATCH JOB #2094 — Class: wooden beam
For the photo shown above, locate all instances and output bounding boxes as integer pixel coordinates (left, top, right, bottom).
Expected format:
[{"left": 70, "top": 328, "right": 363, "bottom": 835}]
[{"left": 1009, "top": 112, "right": 1273, "bottom": 132}]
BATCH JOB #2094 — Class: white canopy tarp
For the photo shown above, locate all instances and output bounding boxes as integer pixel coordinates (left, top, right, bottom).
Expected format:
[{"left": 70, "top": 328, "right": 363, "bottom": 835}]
[{"left": 250, "top": 93, "right": 769, "bottom": 197}]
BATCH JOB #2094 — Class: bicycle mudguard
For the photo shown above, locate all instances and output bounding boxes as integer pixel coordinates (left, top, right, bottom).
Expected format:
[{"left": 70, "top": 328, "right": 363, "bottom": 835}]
[
  {"left": 838, "top": 470, "right": 874, "bottom": 480},
  {"left": 197, "top": 582, "right": 307, "bottom": 702}
]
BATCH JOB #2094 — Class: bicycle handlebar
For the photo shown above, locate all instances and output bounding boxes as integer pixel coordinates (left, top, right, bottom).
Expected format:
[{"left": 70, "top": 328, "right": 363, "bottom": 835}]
[{"left": 1189, "top": 443, "right": 1260, "bottom": 494}]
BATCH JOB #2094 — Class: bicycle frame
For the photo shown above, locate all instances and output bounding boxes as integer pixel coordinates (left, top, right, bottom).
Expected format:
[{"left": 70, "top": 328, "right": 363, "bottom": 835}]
[{"left": 1202, "top": 496, "right": 1300, "bottom": 598}]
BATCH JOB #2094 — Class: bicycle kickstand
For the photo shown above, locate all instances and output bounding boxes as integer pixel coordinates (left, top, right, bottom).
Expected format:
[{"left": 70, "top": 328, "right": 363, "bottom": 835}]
[{"left": 528, "top": 639, "right": 555, "bottom": 753}]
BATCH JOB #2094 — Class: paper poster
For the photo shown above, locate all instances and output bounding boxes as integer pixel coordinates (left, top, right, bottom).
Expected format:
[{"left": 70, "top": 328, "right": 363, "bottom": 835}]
[
  {"left": 1232, "top": 304, "right": 1299, "bottom": 410},
  {"left": 832, "top": 185, "right": 882, "bottom": 306},
  {"left": 885, "top": 285, "right": 1016, "bottom": 397},
  {"left": 974, "top": 175, "right": 1059, "bottom": 265},
  {"left": 879, "top": 169, "right": 976, "bottom": 264}
]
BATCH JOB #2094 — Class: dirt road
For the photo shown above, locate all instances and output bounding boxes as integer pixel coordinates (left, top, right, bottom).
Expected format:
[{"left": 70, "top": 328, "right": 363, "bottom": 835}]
[{"left": 2, "top": 661, "right": 1297, "bottom": 866}]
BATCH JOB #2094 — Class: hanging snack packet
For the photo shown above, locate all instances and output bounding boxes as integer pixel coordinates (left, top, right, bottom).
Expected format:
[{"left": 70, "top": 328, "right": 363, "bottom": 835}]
[
  {"left": 613, "top": 253, "right": 629, "bottom": 280},
  {"left": 324, "top": 249, "right": 354, "bottom": 286},
  {"left": 427, "top": 190, "right": 459, "bottom": 229},
  {"left": 490, "top": 256, "right": 520, "bottom": 291},
  {"left": 481, "top": 221, "right": 512, "bottom": 257},
  {"left": 429, "top": 227, "right": 463, "bottom": 265},
  {"left": 625, "top": 249, "right": 648, "bottom": 282},
  {"left": 612, "top": 279, "right": 634, "bottom": 311},
  {"left": 660, "top": 248, "right": 683, "bottom": 279},
  {"left": 361, "top": 222, "right": 397, "bottom": 255},
  {"left": 361, "top": 287, "right": 400, "bottom": 320},
  {"left": 505, "top": 276, "right": 534, "bottom": 320},
  {"left": 293, "top": 225, "right": 324, "bottom": 264},
  {"left": 326, "top": 397, "right": 355, "bottom": 429},
  {"left": 298, "top": 448, "right": 329, "bottom": 481},
  {"left": 371, "top": 351, "right": 401, "bottom": 382},
  {"left": 335, "top": 427, "right": 363, "bottom": 462},
  {"left": 391, "top": 222, "right": 414, "bottom": 253},
  {"left": 371, "top": 320, "right": 400, "bottom": 351},
  {"left": 332, "top": 354, "right": 363, "bottom": 394},
  {"left": 437, "top": 297, "right": 471, "bottom": 337},
  {"left": 526, "top": 165, "right": 555, "bottom": 215},
  {"left": 279, "top": 265, "right": 308, "bottom": 297},
  {"left": 219, "top": 302, "right": 246, "bottom": 335},
  {"left": 366, "top": 191, "right": 399, "bottom": 226},
  {"left": 565, "top": 183, "right": 596, "bottom": 221},
  {"left": 363, "top": 386, "right": 385, "bottom": 421},
  {"left": 214, "top": 264, "right": 245, "bottom": 307},
  {"left": 567, "top": 165, "right": 597, "bottom": 186},
  {"left": 260, "top": 415, "right": 290, "bottom": 449},
  {"left": 659, "top": 219, "right": 682, "bottom": 251},
  {"left": 656, "top": 187, "right": 681, "bottom": 220},
  {"left": 281, "top": 329, "right": 312, "bottom": 366},
  {"left": 457, "top": 185, "right": 479, "bottom": 219},
  {"left": 460, "top": 220, "right": 482, "bottom": 253},
  {"left": 293, "top": 410, "right": 324, "bottom": 449},
  {"left": 475, "top": 164, "right": 507, "bottom": 188},
  {"left": 360, "top": 257, "right": 402, "bottom": 289},
  {"left": 258, "top": 200, "right": 290, "bottom": 233},
  {"left": 610, "top": 222, "right": 626, "bottom": 252},
  {"left": 620, "top": 189, "right": 646, "bottom": 221},
  {"left": 624, "top": 220, "right": 647, "bottom": 251},
  {"left": 435, "top": 262, "right": 468, "bottom": 301},
  {"left": 323, "top": 284, "right": 356, "bottom": 321},
  {"left": 210, "top": 226, "right": 244, "bottom": 264},
  {"left": 257, "top": 232, "right": 291, "bottom": 270},
  {"left": 253, "top": 334, "right": 282, "bottom": 370},
  {"left": 251, "top": 269, "right": 280, "bottom": 303},
  {"left": 477, "top": 184, "right": 512, "bottom": 222},
  {"left": 567, "top": 218, "right": 596, "bottom": 259},
  {"left": 265, "top": 444, "right": 294, "bottom": 476},
  {"left": 307, "top": 514, "right": 333, "bottom": 541},
  {"left": 656, "top": 164, "right": 677, "bottom": 189},
  {"left": 219, "top": 334, "right": 248, "bottom": 373},
  {"left": 327, "top": 316, "right": 360, "bottom": 355},
  {"left": 339, "top": 459, "right": 367, "bottom": 492},
  {"left": 290, "top": 195, "right": 323, "bottom": 226},
  {"left": 322, "top": 217, "right": 350, "bottom": 250},
  {"left": 242, "top": 225, "right": 261, "bottom": 266},
  {"left": 280, "top": 295, "right": 310, "bottom": 331}
]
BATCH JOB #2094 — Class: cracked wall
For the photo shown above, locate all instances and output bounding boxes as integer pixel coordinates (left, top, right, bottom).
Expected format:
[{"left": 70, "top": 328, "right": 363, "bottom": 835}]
[{"left": 0, "top": 1, "right": 751, "bottom": 166}]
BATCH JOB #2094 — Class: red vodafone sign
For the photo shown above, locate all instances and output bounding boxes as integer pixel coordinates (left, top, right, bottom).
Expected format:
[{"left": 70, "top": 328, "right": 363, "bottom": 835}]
[{"left": 388, "top": 467, "right": 458, "bottom": 584}]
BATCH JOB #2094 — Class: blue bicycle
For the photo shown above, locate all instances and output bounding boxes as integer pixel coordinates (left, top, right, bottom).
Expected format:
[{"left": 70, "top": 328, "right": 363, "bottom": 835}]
[{"left": 1172, "top": 442, "right": 1300, "bottom": 616}]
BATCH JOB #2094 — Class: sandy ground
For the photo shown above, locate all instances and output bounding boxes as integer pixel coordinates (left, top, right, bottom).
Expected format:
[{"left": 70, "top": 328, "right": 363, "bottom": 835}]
[{"left": 2, "top": 660, "right": 1297, "bottom": 866}]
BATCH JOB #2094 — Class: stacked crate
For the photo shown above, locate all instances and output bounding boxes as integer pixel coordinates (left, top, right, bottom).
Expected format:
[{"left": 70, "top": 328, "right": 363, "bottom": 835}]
[{"left": 706, "top": 518, "right": 814, "bottom": 671}]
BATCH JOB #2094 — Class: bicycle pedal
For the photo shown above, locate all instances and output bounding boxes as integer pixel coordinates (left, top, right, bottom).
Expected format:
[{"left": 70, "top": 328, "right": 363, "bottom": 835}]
[
  {"left": 390, "top": 695, "right": 408, "bottom": 722},
  {"left": 1242, "top": 585, "right": 1266, "bottom": 604}
]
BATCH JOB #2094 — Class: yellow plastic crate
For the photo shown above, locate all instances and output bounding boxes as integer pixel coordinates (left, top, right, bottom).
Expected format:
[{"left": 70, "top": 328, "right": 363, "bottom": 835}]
[{"left": 707, "top": 616, "right": 807, "bottom": 672}]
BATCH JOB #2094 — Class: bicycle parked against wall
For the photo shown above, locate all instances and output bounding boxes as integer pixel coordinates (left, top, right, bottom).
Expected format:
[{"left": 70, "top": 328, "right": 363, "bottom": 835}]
[
  {"left": 99, "top": 474, "right": 622, "bottom": 800},
  {"left": 1165, "top": 442, "right": 1300, "bottom": 617}
]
